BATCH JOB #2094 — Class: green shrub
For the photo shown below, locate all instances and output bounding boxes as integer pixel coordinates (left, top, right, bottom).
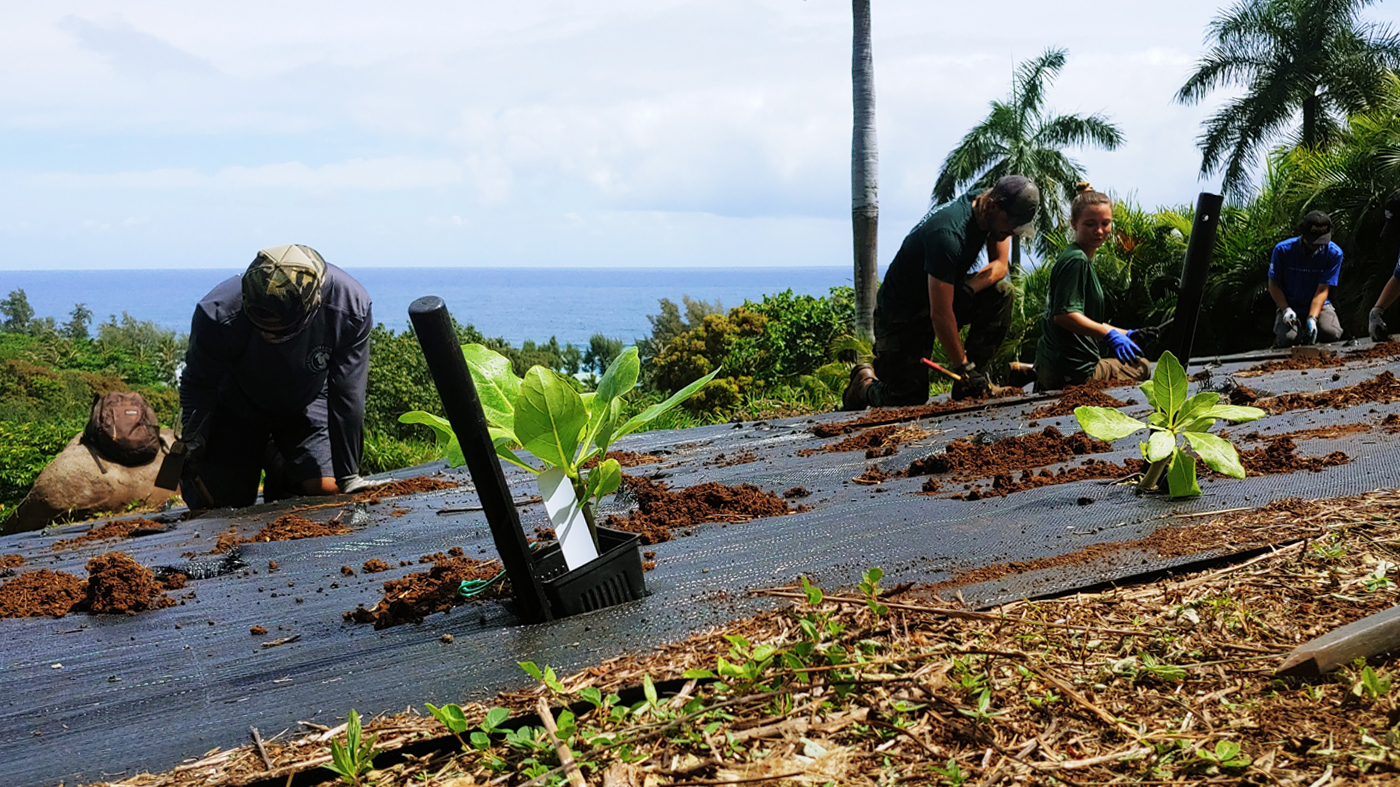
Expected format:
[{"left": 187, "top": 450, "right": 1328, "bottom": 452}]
[
  {"left": 0, "top": 420, "right": 79, "bottom": 510},
  {"left": 360, "top": 431, "right": 443, "bottom": 475}
]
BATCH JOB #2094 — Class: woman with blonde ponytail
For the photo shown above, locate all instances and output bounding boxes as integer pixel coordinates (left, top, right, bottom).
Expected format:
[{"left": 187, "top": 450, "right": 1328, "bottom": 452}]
[{"left": 1033, "top": 183, "right": 1152, "bottom": 390}]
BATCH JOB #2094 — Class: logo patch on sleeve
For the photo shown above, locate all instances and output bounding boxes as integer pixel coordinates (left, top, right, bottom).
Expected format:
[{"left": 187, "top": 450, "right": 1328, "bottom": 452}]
[{"left": 307, "top": 345, "right": 332, "bottom": 373}]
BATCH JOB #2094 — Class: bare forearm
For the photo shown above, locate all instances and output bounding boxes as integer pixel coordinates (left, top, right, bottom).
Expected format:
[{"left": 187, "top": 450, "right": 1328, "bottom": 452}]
[
  {"left": 1267, "top": 280, "right": 1290, "bottom": 311},
  {"left": 1377, "top": 277, "right": 1400, "bottom": 311},
  {"left": 1308, "top": 286, "right": 1329, "bottom": 318}
]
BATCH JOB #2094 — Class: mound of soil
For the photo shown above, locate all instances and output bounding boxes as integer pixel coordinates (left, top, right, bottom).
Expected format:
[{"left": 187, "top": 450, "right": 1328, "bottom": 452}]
[
  {"left": 711, "top": 451, "right": 759, "bottom": 467},
  {"left": 1227, "top": 384, "right": 1260, "bottom": 405},
  {"left": 0, "top": 554, "right": 22, "bottom": 569},
  {"left": 213, "top": 514, "right": 353, "bottom": 554},
  {"left": 1236, "top": 437, "right": 1350, "bottom": 475},
  {"left": 345, "top": 556, "right": 506, "bottom": 629},
  {"left": 951, "top": 458, "right": 1146, "bottom": 500},
  {"left": 811, "top": 401, "right": 965, "bottom": 438},
  {"left": 1244, "top": 340, "right": 1400, "bottom": 374},
  {"left": 353, "top": 476, "right": 459, "bottom": 501},
  {"left": 582, "top": 451, "right": 662, "bottom": 469},
  {"left": 906, "top": 426, "right": 1112, "bottom": 482},
  {"left": 84, "top": 552, "right": 176, "bottom": 615},
  {"left": 797, "top": 425, "right": 928, "bottom": 458},
  {"left": 782, "top": 486, "right": 811, "bottom": 499},
  {"left": 0, "top": 570, "right": 87, "bottom": 618},
  {"left": 1385, "top": 414, "right": 1400, "bottom": 433},
  {"left": 51, "top": 518, "right": 165, "bottom": 552},
  {"left": 362, "top": 558, "right": 391, "bottom": 573},
  {"left": 603, "top": 476, "right": 801, "bottom": 545},
  {"left": 1026, "top": 386, "right": 1129, "bottom": 419},
  {"left": 1266, "top": 371, "right": 1400, "bottom": 413}
]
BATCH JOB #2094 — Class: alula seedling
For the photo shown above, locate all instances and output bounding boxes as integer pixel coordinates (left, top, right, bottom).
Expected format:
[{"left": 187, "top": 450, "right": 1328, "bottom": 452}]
[
  {"left": 1074, "top": 351, "right": 1265, "bottom": 498},
  {"left": 402, "top": 345, "right": 717, "bottom": 549}
]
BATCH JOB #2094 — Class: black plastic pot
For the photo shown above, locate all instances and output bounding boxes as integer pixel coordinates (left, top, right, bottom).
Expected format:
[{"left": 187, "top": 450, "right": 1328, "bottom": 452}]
[{"left": 532, "top": 527, "right": 647, "bottom": 617}]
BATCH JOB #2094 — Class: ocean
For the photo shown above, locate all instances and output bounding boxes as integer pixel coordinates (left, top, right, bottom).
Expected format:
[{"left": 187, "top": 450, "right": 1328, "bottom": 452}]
[{"left": 0, "top": 267, "right": 852, "bottom": 348}]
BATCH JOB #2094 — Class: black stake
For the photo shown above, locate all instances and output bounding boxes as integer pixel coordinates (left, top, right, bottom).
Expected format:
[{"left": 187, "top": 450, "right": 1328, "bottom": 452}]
[
  {"left": 1171, "top": 192, "right": 1223, "bottom": 368},
  {"left": 408, "top": 296, "right": 552, "bottom": 623}
]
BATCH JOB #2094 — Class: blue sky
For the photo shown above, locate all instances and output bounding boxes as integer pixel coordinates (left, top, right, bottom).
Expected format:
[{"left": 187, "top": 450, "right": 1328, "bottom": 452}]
[{"left": 3, "top": 1, "right": 1398, "bottom": 270}]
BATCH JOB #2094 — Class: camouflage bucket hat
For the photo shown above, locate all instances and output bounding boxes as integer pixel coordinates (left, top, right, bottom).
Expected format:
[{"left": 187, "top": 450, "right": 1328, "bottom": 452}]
[{"left": 241, "top": 244, "right": 327, "bottom": 337}]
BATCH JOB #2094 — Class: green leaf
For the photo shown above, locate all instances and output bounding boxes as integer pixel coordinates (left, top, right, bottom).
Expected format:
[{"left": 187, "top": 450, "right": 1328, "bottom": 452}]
[
  {"left": 425, "top": 702, "right": 469, "bottom": 734},
  {"left": 514, "top": 367, "right": 587, "bottom": 471},
  {"left": 1175, "top": 391, "right": 1219, "bottom": 427},
  {"left": 1180, "top": 417, "right": 1217, "bottom": 433},
  {"left": 1201, "top": 404, "right": 1266, "bottom": 423},
  {"left": 462, "top": 344, "right": 521, "bottom": 430},
  {"left": 519, "top": 661, "right": 544, "bottom": 681},
  {"left": 1139, "top": 380, "right": 1158, "bottom": 410},
  {"left": 587, "top": 458, "right": 622, "bottom": 501},
  {"left": 594, "top": 346, "right": 639, "bottom": 411},
  {"left": 1152, "top": 351, "right": 1189, "bottom": 419},
  {"left": 1166, "top": 448, "right": 1200, "bottom": 498},
  {"left": 399, "top": 411, "right": 465, "bottom": 467},
  {"left": 1183, "top": 431, "right": 1246, "bottom": 478},
  {"left": 483, "top": 707, "right": 510, "bottom": 731},
  {"left": 1146, "top": 430, "right": 1176, "bottom": 462},
  {"left": 642, "top": 674, "right": 658, "bottom": 707},
  {"left": 682, "top": 668, "right": 717, "bottom": 679},
  {"left": 614, "top": 367, "right": 722, "bottom": 441},
  {"left": 1074, "top": 406, "right": 1147, "bottom": 442}
]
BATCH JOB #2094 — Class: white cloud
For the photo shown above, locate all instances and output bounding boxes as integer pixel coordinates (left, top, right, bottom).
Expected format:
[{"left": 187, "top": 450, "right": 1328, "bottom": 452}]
[{"left": 24, "top": 157, "right": 462, "bottom": 192}]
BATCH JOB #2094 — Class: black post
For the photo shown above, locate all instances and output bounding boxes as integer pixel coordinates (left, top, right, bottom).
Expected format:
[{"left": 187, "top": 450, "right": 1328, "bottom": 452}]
[
  {"left": 1171, "top": 192, "right": 1224, "bottom": 366},
  {"left": 408, "top": 296, "right": 552, "bottom": 623}
]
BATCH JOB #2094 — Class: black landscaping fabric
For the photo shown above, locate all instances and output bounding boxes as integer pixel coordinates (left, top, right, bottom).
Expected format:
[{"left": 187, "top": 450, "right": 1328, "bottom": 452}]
[{"left": 2, "top": 342, "right": 1399, "bottom": 786}]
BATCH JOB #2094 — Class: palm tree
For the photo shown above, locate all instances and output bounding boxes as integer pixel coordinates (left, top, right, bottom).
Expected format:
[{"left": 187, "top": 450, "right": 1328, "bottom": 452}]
[
  {"left": 851, "top": 0, "right": 879, "bottom": 342},
  {"left": 1174, "top": 0, "right": 1400, "bottom": 199},
  {"left": 933, "top": 47, "right": 1124, "bottom": 269}
]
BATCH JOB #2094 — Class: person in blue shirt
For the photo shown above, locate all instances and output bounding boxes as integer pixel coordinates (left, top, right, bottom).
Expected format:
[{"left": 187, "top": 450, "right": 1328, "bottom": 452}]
[
  {"left": 1368, "top": 189, "right": 1400, "bottom": 342},
  {"left": 1268, "top": 211, "right": 1344, "bottom": 347}
]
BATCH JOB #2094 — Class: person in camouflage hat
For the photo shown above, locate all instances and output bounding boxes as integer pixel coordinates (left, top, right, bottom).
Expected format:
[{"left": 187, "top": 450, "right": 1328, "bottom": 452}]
[{"left": 178, "top": 244, "right": 376, "bottom": 509}]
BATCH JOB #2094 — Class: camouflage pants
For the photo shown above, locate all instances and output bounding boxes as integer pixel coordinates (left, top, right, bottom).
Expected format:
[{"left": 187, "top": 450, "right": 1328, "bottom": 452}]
[{"left": 869, "top": 278, "right": 1014, "bottom": 407}]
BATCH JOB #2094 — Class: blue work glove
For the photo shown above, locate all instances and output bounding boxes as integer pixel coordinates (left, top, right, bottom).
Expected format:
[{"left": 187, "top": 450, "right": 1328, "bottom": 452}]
[
  {"left": 1105, "top": 329, "right": 1143, "bottom": 362},
  {"left": 1280, "top": 307, "right": 1299, "bottom": 333},
  {"left": 1302, "top": 316, "right": 1318, "bottom": 345}
]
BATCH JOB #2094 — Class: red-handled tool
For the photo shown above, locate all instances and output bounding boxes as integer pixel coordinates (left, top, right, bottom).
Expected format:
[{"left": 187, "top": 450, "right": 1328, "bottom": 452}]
[{"left": 921, "top": 357, "right": 962, "bottom": 381}]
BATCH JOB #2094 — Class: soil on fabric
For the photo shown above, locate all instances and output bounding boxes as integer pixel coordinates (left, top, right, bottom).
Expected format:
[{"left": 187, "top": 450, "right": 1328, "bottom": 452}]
[
  {"left": 212, "top": 514, "right": 352, "bottom": 553},
  {"left": 1241, "top": 423, "right": 1371, "bottom": 442},
  {"left": 353, "top": 476, "right": 459, "bottom": 502},
  {"left": 797, "top": 424, "right": 929, "bottom": 458},
  {"left": 905, "top": 426, "right": 1111, "bottom": 482},
  {"left": 362, "top": 559, "right": 391, "bottom": 573},
  {"left": 1385, "top": 413, "right": 1400, "bottom": 433},
  {"left": 603, "top": 476, "right": 802, "bottom": 545},
  {"left": 51, "top": 518, "right": 166, "bottom": 552},
  {"left": 84, "top": 552, "right": 177, "bottom": 614},
  {"left": 1235, "top": 436, "right": 1350, "bottom": 475},
  {"left": 1026, "top": 386, "right": 1129, "bottom": 419},
  {"left": 1265, "top": 370, "right": 1400, "bottom": 412},
  {"left": 950, "top": 457, "right": 1147, "bottom": 500},
  {"left": 345, "top": 555, "right": 506, "bottom": 629},
  {"left": 582, "top": 451, "right": 662, "bottom": 469},
  {"left": 710, "top": 451, "right": 759, "bottom": 467},
  {"left": 0, "top": 554, "right": 22, "bottom": 569},
  {"left": 811, "top": 401, "right": 966, "bottom": 438},
  {"left": 1242, "top": 340, "right": 1400, "bottom": 374},
  {"left": 0, "top": 569, "right": 87, "bottom": 618}
]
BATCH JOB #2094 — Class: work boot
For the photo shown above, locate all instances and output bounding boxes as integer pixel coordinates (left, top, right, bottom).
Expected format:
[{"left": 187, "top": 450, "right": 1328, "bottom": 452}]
[{"left": 841, "top": 364, "right": 876, "bottom": 411}]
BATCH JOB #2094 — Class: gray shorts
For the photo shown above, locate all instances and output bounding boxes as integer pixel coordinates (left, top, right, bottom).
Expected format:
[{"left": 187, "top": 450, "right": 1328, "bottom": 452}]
[{"left": 1275, "top": 302, "right": 1342, "bottom": 347}]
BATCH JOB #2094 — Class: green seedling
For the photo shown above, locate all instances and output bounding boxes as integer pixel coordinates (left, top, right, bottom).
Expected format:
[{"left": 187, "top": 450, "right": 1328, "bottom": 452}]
[
  {"left": 324, "top": 710, "right": 379, "bottom": 786},
  {"left": 519, "top": 661, "right": 567, "bottom": 694},
  {"left": 401, "top": 345, "right": 717, "bottom": 548},
  {"left": 1194, "top": 740, "right": 1252, "bottom": 770},
  {"left": 956, "top": 689, "right": 1006, "bottom": 723},
  {"left": 859, "top": 566, "right": 889, "bottom": 617},
  {"left": 424, "top": 702, "right": 469, "bottom": 747},
  {"left": 1312, "top": 536, "right": 1347, "bottom": 561},
  {"left": 931, "top": 757, "right": 968, "bottom": 785},
  {"left": 1075, "top": 351, "right": 1265, "bottom": 497},
  {"left": 1363, "top": 561, "right": 1394, "bottom": 592},
  {"left": 470, "top": 707, "right": 511, "bottom": 751},
  {"left": 1355, "top": 665, "right": 1393, "bottom": 700}
]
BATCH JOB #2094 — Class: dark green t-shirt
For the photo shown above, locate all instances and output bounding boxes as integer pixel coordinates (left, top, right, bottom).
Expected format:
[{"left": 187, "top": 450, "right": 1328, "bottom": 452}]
[
  {"left": 1035, "top": 244, "right": 1104, "bottom": 382},
  {"left": 876, "top": 192, "right": 987, "bottom": 322}
]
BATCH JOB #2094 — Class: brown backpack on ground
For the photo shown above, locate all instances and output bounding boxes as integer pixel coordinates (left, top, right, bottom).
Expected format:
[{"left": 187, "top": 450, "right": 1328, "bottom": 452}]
[{"left": 83, "top": 391, "right": 161, "bottom": 466}]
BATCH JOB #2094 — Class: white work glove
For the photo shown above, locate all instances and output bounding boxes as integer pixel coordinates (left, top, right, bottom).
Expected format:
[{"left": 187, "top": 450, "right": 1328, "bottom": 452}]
[
  {"left": 1371, "top": 307, "right": 1389, "bottom": 342},
  {"left": 1280, "top": 307, "right": 1299, "bottom": 332},
  {"left": 339, "top": 474, "right": 388, "bottom": 494}
]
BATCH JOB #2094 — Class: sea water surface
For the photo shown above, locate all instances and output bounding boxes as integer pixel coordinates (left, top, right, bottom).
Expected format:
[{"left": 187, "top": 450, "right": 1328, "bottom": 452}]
[{"left": 1, "top": 267, "right": 850, "bottom": 348}]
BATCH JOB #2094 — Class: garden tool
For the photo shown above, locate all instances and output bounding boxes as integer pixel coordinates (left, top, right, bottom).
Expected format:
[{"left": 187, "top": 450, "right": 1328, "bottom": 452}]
[
  {"left": 920, "top": 357, "right": 961, "bottom": 381},
  {"left": 1277, "top": 602, "right": 1400, "bottom": 678},
  {"left": 154, "top": 413, "right": 212, "bottom": 502}
]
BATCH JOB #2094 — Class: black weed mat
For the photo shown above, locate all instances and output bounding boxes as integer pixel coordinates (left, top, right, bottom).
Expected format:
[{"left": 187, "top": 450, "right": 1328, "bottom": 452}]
[{"left": 3, "top": 341, "right": 1400, "bottom": 786}]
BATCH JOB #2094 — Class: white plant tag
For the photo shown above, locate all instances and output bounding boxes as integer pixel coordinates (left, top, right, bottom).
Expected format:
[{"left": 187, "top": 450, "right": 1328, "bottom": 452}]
[{"left": 537, "top": 467, "right": 599, "bottom": 571}]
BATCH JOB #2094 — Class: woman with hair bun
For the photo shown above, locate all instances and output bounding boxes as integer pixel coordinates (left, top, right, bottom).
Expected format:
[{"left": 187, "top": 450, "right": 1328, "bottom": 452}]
[{"left": 1033, "top": 184, "right": 1152, "bottom": 390}]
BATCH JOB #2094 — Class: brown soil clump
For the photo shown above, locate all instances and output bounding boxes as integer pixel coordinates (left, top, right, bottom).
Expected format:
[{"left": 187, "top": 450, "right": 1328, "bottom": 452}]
[
  {"left": 1265, "top": 371, "right": 1400, "bottom": 413},
  {"left": 51, "top": 518, "right": 164, "bottom": 552},
  {"left": 1235, "top": 436, "right": 1350, "bottom": 475},
  {"left": 84, "top": 552, "right": 175, "bottom": 614},
  {"left": 250, "top": 625, "right": 267, "bottom": 635},
  {"left": 250, "top": 514, "right": 352, "bottom": 543},
  {"left": 353, "top": 476, "right": 459, "bottom": 501},
  {"left": 906, "top": 426, "right": 1111, "bottom": 482},
  {"left": 1227, "top": 384, "right": 1259, "bottom": 405},
  {"left": 811, "top": 401, "right": 965, "bottom": 438},
  {"left": 1243, "top": 340, "right": 1400, "bottom": 374},
  {"left": 362, "top": 558, "right": 391, "bottom": 573},
  {"left": 1385, "top": 413, "right": 1400, "bottom": 433},
  {"left": 0, "top": 554, "right": 22, "bottom": 569},
  {"left": 158, "top": 572, "right": 187, "bottom": 591},
  {"left": 345, "top": 556, "right": 506, "bottom": 629},
  {"left": 1026, "top": 386, "right": 1128, "bottom": 419},
  {"left": 782, "top": 486, "right": 810, "bottom": 499},
  {"left": 583, "top": 451, "right": 662, "bottom": 469},
  {"left": 797, "top": 425, "right": 928, "bottom": 458},
  {"left": 853, "top": 466, "right": 895, "bottom": 485},
  {"left": 950, "top": 458, "right": 1146, "bottom": 500},
  {"left": 603, "top": 476, "right": 800, "bottom": 545},
  {"left": 0, "top": 569, "right": 87, "bottom": 617},
  {"left": 710, "top": 451, "right": 758, "bottom": 467}
]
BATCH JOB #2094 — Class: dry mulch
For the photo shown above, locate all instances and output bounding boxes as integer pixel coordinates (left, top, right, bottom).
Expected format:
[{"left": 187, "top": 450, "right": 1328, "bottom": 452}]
[
  {"left": 1026, "top": 384, "right": 1130, "bottom": 419},
  {"left": 0, "top": 569, "right": 87, "bottom": 618},
  {"left": 51, "top": 518, "right": 166, "bottom": 552},
  {"left": 604, "top": 476, "right": 803, "bottom": 545},
  {"left": 212, "top": 514, "right": 354, "bottom": 554},
  {"left": 1265, "top": 370, "right": 1400, "bottom": 413},
  {"left": 798, "top": 424, "right": 929, "bottom": 458},
  {"left": 345, "top": 556, "right": 506, "bottom": 629},
  {"left": 353, "top": 476, "right": 459, "bottom": 502},
  {"left": 109, "top": 489, "right": 1400, "bottom": 787},
  {"left": 906, "top": 426, "right": 1111, "bottom": 481},
  {"left": 0, "top": 554, "right": 22, "bottom": 569}
]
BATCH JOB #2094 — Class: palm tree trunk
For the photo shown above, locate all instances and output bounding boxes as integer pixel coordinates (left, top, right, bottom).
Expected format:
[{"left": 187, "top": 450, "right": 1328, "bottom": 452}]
[
  {"left": 851, "top": 0, "right": 879, "bottom": 342},
  {"left": 1302, "top": 91, "right": 1318, "bottom": 148},
  {"left": 1011, "top": 236, "right": 1022, "bottom": 276}
]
